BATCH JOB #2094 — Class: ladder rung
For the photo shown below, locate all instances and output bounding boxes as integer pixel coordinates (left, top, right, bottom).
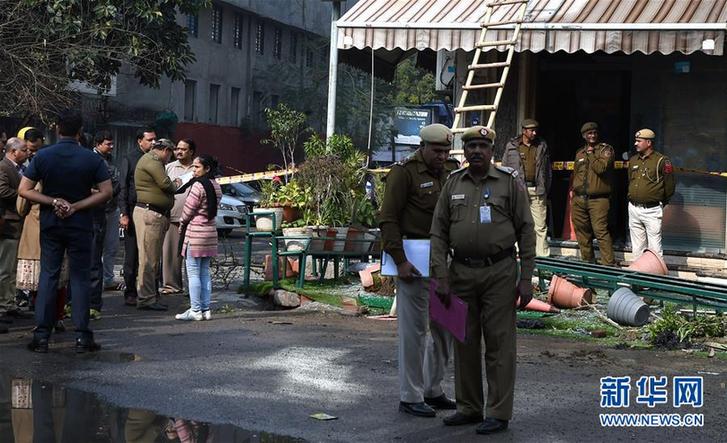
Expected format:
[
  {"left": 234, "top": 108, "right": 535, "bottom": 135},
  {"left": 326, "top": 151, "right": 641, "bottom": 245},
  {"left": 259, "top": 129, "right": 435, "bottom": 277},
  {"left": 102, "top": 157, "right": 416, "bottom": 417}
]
[
  {"left": 481, "top": 19, "right": 524, "bottom": 27},
  {"left": 487, "top": 0, "right": 528, "bottom": 7},
  {"left": 476, "top": 39, "right": 518, "bottom": 48},
  {"left": 468, "top": 61, "right": 510, "bottom": 69},
  {"left": 463, "top": 82, "right": 504, "bottom": 90},
  {"left": 455, "top": 104, "right": 497, "bottom": 113},
  {"left": 450, "top": 128, "right": 469, "bottom": 134}
]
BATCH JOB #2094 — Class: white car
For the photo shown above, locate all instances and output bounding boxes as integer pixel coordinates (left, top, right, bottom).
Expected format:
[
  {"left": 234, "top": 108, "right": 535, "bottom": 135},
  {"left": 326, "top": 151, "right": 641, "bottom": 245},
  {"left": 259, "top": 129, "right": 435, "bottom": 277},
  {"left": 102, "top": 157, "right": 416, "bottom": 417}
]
[{"left": 216, "top": 183, "right": 261, "bottom": 234}]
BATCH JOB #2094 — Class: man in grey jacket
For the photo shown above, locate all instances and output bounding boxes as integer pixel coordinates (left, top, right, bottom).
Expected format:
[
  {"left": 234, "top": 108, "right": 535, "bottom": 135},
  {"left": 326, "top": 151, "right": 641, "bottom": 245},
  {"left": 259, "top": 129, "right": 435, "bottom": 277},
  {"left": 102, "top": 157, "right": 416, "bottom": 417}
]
[{"left": 501, "top": 119, "right": 551, "bottom": 257}]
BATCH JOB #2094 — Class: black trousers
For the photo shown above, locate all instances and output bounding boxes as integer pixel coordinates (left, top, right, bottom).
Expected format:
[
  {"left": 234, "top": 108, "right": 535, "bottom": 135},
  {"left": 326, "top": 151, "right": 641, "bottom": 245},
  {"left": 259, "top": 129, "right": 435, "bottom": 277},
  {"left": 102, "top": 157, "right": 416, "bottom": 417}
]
[
  {"left": 35, "top": 226, "right": 92, "bottom": 340},
  {"left": 89, "top": 216, "right": 107, "bottom": 310},
  {"left": 123, "top": 219, "right": 138, "bottom": 298}
]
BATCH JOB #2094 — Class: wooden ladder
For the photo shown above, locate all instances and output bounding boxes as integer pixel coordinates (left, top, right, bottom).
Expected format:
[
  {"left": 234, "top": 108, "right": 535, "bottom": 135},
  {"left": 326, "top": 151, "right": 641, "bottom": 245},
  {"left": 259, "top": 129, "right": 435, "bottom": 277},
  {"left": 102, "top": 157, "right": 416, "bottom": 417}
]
[{"left": 451, "top": 0, "right": 529, "bottom": 141}]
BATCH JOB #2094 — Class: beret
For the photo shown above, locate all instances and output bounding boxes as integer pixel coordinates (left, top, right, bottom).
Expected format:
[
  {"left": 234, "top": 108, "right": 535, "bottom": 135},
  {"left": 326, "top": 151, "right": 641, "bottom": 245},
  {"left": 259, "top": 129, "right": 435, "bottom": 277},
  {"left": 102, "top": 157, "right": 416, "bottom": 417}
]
[
  {"left": 461, "top": 126, "right": 496, "bottom": 143},
  {"left": 419, "top": 124, "right": 453, "bottom": 145}
]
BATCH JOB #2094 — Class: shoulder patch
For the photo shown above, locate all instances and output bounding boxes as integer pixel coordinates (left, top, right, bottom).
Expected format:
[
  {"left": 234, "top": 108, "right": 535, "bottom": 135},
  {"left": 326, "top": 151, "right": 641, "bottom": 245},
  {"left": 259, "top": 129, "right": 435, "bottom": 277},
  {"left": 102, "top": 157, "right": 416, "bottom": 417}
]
[
  {"left": 496, "top": 165, "right": 517, "bottom": 176},
  {"left": 663, "top": 159, "right": 673, "bottom": 174}
]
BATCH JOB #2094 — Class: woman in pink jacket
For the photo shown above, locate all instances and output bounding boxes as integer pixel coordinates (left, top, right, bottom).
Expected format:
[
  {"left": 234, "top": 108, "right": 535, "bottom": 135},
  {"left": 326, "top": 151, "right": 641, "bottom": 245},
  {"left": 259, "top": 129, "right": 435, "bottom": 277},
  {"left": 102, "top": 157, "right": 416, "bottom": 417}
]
[{"left": 175, "top": 154, "right": 221, "bottom": 321}]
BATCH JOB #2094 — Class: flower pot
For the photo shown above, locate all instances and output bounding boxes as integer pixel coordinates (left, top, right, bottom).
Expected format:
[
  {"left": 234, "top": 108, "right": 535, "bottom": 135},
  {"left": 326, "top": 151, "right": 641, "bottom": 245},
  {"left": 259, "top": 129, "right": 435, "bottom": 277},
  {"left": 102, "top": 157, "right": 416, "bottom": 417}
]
[
  {"left": 325, "top": 227, "right": 349, "bottom": 252},
  {"left": 306, "top": 226, "right": 327, "bottom": 253},
  {"left": 282, "top": 227, "right": 310, "bottom": 252},
  {"left": 254, "top": 207, "right": 284, "bottom": 232},
  {"left": 345, "top": 227, "right": 376, "bottom": 253},
  {"left": 516, "top": 296, "right": 560, "bottom": 313},
  {"left": 607, "top": 287, "right": 650, "bottom": 326},
  {"left": 547, "top": 275, "right": 593, "bottom": 309},
  {"left": 282, "top": 206, "right": 301, "bottom": 223},
  {"left": 626, "top": 248, "right": 668, "bottom": 275}
]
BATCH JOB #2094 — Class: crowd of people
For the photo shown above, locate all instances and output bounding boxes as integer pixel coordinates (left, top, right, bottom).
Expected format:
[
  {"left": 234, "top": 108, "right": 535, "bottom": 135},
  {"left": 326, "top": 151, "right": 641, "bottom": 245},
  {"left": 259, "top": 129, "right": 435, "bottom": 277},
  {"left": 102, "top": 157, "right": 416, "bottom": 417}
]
[
  {"left": 379, "top": 120, "right": 676, "bottom": 435},
  {"left": 0, "top": 110, "right": 222, "bottom": 350}
]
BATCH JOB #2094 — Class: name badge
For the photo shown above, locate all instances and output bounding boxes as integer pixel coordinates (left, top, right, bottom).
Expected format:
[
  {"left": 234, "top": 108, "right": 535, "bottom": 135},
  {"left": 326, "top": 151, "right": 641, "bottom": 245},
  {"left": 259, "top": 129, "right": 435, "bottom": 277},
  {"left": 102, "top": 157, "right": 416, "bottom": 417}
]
[
  {"left": 420, "top": 181, "right": 434, "bottom": 189},
  {"left": 479, "top": 205, "right": 492, "bottom": 224},
  {"left": 451, "top": 194, "right": 465, "bottom": 200}
]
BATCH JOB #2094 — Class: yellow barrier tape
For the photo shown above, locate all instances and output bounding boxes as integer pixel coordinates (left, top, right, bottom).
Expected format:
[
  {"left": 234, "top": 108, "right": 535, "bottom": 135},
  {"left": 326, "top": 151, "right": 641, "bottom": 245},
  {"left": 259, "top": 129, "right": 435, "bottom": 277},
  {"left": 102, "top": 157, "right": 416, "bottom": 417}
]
[{"left": 216, "top": 168, "right": 297, "bottom": 184}]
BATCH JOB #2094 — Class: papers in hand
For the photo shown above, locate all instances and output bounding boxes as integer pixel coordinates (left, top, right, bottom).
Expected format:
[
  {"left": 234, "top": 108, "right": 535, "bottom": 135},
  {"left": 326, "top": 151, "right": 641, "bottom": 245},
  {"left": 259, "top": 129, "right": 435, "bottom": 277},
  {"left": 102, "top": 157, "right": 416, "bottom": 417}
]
[
  {"left": 381, "top": 239, "right": 430, "bottom": 277},
  {"left": 428, "top": 279, "right": 468, "bottom": 343},
  {"left": 178, "top": 171, "right": 194, "bottom": 186}
]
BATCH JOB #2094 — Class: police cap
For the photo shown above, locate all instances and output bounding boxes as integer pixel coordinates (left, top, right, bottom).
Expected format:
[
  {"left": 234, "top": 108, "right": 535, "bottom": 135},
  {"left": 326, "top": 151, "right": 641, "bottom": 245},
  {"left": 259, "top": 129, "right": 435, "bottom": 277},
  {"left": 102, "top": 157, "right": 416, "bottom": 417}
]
[
  {"left": 419, "top": 124, "right": 453, "bottom": 146},
  {"left": 522, "top": 119, "right": 539, "bottom": 129},
  {"left": 634, "top": 128, "right": 656, "bottom": 140},
  {"left": 461, "top": 126, "right": 496, "bottom": 143},
  {"left": 581, "top": 122, "right": 598, "bottom": 134}
]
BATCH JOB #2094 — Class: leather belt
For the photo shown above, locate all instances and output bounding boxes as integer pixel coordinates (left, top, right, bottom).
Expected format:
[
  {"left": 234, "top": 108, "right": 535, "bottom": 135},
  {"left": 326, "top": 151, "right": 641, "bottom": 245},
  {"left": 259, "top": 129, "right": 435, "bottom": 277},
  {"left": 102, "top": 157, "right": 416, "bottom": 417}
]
[
  {"left": 629, "top": 200, "right": 661, "bottom": 209},
  {"left": 454, "top": 248, "right": 514, "bottom": 268},
  {"left": 576, "top": 193, "right": 610, "bottom": 199},
  {"left": 135, "top": 202, "right": 170, "bottom": 217}
]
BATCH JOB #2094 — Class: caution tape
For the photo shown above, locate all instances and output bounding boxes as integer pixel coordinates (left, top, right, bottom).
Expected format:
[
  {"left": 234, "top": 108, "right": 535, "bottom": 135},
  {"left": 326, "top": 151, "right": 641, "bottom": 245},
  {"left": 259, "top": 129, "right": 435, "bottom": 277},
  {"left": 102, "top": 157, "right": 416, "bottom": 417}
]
[{"left": 217, "top": 168, "right": 297, "bottom": 184}]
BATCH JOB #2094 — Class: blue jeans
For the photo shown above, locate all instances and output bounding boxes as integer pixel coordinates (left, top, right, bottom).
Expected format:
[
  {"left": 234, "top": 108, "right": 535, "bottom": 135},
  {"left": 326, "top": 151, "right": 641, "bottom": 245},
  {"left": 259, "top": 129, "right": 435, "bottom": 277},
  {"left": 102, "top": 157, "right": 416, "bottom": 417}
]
[{"left": 185, "top": 250, "right": 211, "bottom": 312}]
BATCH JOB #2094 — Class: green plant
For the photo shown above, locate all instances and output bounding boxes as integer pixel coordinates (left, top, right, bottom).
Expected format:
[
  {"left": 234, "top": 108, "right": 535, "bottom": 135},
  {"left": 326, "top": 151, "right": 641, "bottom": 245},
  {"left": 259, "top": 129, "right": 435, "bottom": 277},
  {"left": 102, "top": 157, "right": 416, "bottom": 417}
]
[
  {"left": 351, "top": 195, "right": 376, "bottom": 228},
  {"left": 261, "top": 103, "right": 310, "bottom": 179}
]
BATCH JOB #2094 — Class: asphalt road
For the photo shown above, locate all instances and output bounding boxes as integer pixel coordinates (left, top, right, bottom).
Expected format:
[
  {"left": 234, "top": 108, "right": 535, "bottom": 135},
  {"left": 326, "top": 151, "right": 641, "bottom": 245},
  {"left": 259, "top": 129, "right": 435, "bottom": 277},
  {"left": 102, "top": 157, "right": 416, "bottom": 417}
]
[{"left": 1, "top": 290, "right": 725, "bottom": 442}]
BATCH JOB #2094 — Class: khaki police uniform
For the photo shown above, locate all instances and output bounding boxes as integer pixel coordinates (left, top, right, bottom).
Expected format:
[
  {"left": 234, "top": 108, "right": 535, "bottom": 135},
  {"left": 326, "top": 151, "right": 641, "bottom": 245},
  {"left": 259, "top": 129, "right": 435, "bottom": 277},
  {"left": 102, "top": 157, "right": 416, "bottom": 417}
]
[
  {"left": 430, "top": 126, "right": 535, "bottom": 421},
  {"left": 379, "top": 124, "right": 458, "bottom": 404},
  {"left": 571, "top": 123, "right": 615, "bottom": 265},
  {"left": 627, "top": 129, "right": 676, "bottom": 257}
]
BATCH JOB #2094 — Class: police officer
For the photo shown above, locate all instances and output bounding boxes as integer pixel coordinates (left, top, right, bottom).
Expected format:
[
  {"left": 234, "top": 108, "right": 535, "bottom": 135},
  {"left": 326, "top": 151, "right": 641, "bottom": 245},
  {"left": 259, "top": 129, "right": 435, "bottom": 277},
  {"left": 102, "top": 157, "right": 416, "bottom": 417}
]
[
  {"left": 430, "top": 126, "right": 535, "bottom": 435},
  {"left": 628, "top": 129, "right": 675, "bottom": 257},
  {"left": 570, "top": 122, "right": 615, "bottom": 265},
  {"left": 501, "top": 119, "right": 550, "bottom": 257},
  {"left": 379, "top": 124, "right": 458, "bottom": 417}
]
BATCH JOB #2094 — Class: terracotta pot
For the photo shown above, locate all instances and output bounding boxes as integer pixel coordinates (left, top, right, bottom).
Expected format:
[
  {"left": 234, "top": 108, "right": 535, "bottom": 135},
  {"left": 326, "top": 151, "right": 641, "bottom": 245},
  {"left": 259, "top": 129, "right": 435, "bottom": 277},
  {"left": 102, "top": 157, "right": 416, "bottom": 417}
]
[
  {"left": 323, "top": 227, "right": 349, "bottom": 251},
  {"left": 345, "top": 227, "right": 376, "bottom": 253},
  {"left": 547, "top": 275, "right": 592, "bottom": 309},
  {"left": 626, "top": 248, "right": 668, "bottom": 275},
  {"left": 516, "top": 296, "right": 560, "bottom": 313},
  {"left": 282, "top": 206, "right": 300, "bottom": 223},
  {"left": 305, "top": 226, "right": 327, "bottom": 252}
]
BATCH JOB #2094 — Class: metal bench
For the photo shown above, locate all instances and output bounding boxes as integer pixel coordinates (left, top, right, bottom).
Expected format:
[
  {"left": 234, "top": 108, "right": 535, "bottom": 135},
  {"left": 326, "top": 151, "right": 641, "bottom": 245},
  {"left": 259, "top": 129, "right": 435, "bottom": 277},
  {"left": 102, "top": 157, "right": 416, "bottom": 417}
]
[{"left": 534, "top": 257, "right": 727, "bottom": 312}]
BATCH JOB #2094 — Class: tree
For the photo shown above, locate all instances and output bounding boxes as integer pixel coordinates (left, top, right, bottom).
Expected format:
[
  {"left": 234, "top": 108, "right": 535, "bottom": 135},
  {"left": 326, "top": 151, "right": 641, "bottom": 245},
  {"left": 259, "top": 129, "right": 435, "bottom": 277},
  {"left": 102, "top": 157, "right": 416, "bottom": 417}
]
[
  {"left": 0, "top": 0, "right": 208, "bottom": 120},
  {"left": 261, "top": 103, "right": 309, "bottom": 179}
]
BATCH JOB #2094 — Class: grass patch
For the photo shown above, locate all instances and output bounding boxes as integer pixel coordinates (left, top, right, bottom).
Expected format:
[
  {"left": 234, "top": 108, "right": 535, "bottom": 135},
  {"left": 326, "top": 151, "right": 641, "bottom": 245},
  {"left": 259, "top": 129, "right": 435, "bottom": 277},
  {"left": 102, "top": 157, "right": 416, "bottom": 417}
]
[{"left": 279, "top": 279, "right": 345, "bottom": 307}]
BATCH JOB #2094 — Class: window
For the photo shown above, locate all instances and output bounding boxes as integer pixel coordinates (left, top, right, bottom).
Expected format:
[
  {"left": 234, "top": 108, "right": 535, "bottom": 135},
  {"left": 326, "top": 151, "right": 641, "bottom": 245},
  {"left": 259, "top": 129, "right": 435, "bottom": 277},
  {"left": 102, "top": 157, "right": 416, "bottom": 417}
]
[
  {"left": 255, "top": 22, "right": 264, "bottom": 55},
  {"left": 306, "top": 48, "right": 313, "bottom": 67},
  {"left": 273, "top": 27, "right": 282, "bottom": 59},
  {"left": 209, "top": 84, "right": 220, "bottom": 124},
  {"left": 211, "top": 6, "right": 223, "bottom": 43},
  {"left": 233, "top": 14, "right": 243, "bottom": 49},
  {"left": 231, "top": 87, "right": 240, "bottom": 126},
  {"left": 252, "top": 91, "right": 264, "bottom": 126},
  {"left": 184, "top": 80, "right": 196, "bottom": 121},
  {"left": 289, "top": 33, "right": 297, "bottom": 63},
  {"left": 186, "top": 14, "right": 198, "bottom": 38}
]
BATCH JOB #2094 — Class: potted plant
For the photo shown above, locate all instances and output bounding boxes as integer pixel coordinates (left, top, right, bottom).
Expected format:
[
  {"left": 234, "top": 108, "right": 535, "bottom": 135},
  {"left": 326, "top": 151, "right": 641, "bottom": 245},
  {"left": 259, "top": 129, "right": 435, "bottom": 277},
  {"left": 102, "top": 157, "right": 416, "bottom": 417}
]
[{"left": 253, "top": 176, "right": 284, "bottom": 232}]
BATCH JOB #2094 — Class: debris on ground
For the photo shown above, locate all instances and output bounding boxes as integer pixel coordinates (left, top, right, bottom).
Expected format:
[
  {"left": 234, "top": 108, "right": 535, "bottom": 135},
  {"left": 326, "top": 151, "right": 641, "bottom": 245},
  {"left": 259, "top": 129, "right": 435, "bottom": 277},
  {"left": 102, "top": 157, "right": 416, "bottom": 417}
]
[{"left": 309, "top": 413, "right": 338, "bottom": 421}]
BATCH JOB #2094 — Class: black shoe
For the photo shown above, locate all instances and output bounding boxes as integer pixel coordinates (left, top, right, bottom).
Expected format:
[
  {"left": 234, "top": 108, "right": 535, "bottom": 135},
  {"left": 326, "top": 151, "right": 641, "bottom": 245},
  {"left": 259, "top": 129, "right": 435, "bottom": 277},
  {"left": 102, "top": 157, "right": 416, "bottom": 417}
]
[
  {"left": 424, "top": 394, "right": 456, "bottom": 410},
  {"left": 75, "top": 337, "right": 101, "bottom": 353},
  {"left": 137, "top": 303, "right": 168, "bottom": 311},
  {"left": 124, "top": 295, "right": 137, "bottom": 306},
  {"left": 475, "top": 417, "right": 508, "bottom": 435},
  {"left": 27, "top": 338, "right": 49, "bottom": 353},
  {"left": 443, "top": 412, "right": 483, "bottom": 426},
  {"left": 399, "top": 402, "right": 436, "bottom": 417}
]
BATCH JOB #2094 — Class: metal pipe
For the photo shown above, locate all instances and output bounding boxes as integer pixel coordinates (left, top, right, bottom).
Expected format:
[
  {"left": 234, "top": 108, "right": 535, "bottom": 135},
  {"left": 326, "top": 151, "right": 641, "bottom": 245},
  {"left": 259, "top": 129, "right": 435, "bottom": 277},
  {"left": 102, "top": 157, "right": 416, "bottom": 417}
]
[
  {"left": 326, "top": 1, "right": 342, "bottom": 141},
  {"left": 337, "top": 21, "right": 727, "bottom": 31}
]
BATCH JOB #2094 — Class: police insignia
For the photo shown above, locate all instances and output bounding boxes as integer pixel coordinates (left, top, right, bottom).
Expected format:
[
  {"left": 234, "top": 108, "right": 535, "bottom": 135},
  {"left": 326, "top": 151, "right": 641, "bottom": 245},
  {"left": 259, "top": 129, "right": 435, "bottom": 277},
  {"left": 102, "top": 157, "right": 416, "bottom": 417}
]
[
  {"left": 480, "top": 128, "right": 488, "bottom": 136},
  {"left": 664, "top": 161, "right": 673, "bottom": 174},
  {"left": 447, "top": 133, "right": 453, "bottom": 142}
]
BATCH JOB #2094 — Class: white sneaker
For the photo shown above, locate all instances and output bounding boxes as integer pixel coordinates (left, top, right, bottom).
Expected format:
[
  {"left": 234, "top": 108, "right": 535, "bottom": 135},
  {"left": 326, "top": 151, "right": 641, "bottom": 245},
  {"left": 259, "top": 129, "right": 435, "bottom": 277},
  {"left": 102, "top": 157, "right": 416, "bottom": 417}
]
[
  {"left": 202, "top": 310, "right": 212, "bottom": 320},
  {"left": 175, "top": 309, "right": 203, "bottom": 321}
]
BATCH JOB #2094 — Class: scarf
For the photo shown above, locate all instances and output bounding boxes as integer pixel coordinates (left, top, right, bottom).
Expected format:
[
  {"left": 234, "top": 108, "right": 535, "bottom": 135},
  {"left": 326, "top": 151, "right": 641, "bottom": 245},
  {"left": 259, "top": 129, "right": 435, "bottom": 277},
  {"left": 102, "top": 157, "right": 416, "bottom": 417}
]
[{"left": 175, "top": 175, "right": 218, "bottom": 220}]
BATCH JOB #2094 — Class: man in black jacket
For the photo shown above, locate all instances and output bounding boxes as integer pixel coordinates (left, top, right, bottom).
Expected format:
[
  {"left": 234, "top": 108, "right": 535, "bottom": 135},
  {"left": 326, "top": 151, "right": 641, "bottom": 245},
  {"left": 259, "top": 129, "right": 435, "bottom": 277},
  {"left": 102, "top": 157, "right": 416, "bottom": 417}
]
[{"left": 118, "top": 128, "right": 155, "bottom": 306}]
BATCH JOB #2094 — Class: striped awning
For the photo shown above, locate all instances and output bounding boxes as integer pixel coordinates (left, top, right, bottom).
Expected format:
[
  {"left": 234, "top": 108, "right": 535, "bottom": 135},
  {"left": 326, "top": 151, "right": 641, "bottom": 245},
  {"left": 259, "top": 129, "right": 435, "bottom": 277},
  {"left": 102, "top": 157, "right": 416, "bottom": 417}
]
[{"left": 337, "top": 0, "right": 727, "bottom": 55}]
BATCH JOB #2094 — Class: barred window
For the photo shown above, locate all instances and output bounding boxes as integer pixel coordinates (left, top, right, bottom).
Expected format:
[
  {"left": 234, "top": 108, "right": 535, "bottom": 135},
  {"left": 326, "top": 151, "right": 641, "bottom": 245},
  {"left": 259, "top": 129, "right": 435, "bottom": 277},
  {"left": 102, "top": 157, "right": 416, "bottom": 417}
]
[
  {"left": 273, "top": 27, "right": 282, "bottom": 59},
  {"left": 233, "top": 14, "right": 242, "bottom": 49},
  {"left": 255, "top": 22, "right": 264, "bottom": 55},
  {"left": 211, "top": 6, "right": 223, "bottom": 43},
  {"left": 289, "top": 33, "right": 298, "bottom": 63},
  {"left": 186, "top": 14, "right": 198, "bottom": 38}
]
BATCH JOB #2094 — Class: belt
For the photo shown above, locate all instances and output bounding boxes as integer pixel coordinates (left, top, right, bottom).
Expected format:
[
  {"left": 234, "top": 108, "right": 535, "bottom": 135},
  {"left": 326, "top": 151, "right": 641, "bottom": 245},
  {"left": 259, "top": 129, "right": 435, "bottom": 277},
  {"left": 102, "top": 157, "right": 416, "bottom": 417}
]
[
  {"left": 453, "top": 248, "right": 514, "bottom": 268},
  {"left": 575, "top": 193, "right": 610, "bottom": 200},
  {"left": 135, "top": 202, "right": 170, "bottom": 217},
  {"left": 629, "top": 200, "right": 661, "bottom": 209}
]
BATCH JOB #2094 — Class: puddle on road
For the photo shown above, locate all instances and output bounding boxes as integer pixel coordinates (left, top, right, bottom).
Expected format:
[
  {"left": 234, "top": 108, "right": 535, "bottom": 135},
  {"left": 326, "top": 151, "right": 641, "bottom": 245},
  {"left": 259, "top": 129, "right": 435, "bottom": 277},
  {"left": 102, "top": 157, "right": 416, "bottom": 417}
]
[{"left": 0, "top": 374, "right": 304, "bottom": 442}]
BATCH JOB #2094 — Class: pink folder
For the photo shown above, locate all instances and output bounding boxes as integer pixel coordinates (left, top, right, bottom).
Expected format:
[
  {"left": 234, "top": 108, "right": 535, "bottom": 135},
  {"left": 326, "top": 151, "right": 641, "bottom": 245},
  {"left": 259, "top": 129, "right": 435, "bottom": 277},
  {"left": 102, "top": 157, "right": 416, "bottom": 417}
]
[{"left": 428, "top": 280, "right": 468, "bottom": 343}]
